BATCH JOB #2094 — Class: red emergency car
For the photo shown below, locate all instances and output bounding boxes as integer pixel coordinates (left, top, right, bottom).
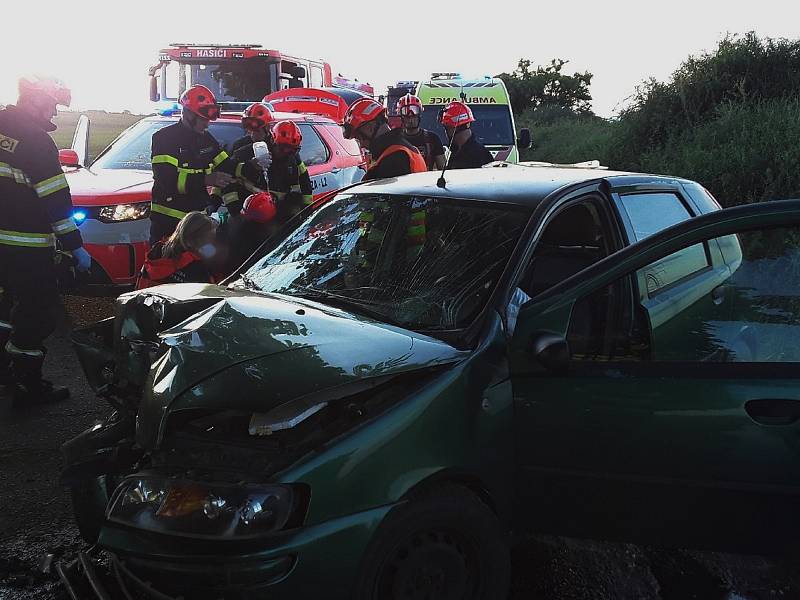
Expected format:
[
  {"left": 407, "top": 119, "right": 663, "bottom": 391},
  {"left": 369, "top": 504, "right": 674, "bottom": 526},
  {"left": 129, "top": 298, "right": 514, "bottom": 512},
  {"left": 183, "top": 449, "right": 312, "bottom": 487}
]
[{"left": 63, "top": 111, "right": 366, "bottom": 287}]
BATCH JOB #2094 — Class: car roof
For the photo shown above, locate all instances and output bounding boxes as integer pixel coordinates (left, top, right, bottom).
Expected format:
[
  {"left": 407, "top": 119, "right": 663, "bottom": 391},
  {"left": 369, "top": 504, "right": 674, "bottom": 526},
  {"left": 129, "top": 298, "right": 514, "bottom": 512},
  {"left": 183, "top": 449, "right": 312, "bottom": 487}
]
[
  {"left": 347, "top": 164, "right": 694, "bottom": 206},
  {"left": 144, "top": 111, "right": 338, "bottom": 125}
]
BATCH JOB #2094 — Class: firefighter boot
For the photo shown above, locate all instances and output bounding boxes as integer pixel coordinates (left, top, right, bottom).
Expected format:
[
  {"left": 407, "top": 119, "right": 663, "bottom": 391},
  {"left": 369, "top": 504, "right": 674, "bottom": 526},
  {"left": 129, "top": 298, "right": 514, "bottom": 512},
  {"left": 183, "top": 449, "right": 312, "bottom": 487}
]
[{"left": 10, "top": 353, "right": 69, "bottom": 408}]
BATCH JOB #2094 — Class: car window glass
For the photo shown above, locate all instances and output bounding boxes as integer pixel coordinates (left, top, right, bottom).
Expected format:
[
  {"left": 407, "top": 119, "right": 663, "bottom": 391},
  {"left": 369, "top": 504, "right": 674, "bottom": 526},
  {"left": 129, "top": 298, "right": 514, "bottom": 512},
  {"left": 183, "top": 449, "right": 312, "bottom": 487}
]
[
  {"left": 568, "top": 225, "right": 800, "bottom": 363},
  {"left": 619, "top": 192, "right": 709, "bottom": 295},
  {"left": 521, "top": 201, "right": 610, "bottom": 298},
  {"left": 322, "top": 124, "right": 362, "bottom": 157},
  {"left": 298, "top": 124, "right": 329, "bottom": 166},
  {"left": 91, "top": 120, "right": 243, "bottom": 170},
  {"left": 245, "top": 194, "right": 530, "bottom": 331}
]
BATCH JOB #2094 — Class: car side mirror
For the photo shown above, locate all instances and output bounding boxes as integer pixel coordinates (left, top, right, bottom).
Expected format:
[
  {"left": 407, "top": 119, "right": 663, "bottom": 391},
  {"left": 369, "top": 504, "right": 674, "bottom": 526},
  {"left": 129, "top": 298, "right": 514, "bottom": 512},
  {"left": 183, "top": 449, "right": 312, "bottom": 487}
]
[
  {"left": 531, "top": 331, "right": 569, "bottom": 373},
  {"left": 517, "top": 128, "right": 532, "bottom": 150},
  {"left": 58, "top": 149, "right": 80, "bottom": 167}
]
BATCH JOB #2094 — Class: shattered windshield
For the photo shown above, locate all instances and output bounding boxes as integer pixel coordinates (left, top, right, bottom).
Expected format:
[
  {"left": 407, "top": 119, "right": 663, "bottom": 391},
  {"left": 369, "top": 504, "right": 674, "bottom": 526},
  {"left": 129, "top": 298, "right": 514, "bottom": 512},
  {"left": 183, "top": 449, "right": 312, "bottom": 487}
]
[{"left": 244, "top": 194, "right": 530, "bottom": 331}]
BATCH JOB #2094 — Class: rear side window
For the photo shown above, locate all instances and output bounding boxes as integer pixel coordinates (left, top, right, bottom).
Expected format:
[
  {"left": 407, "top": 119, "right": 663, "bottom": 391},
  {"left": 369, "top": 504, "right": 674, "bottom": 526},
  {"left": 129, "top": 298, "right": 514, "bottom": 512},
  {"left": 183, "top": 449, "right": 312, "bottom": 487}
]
[
  {"left": 619, "top": 192, "right": 709, "bottom": 295},
  {"left": 298, "top": 124, "right": 329, "bottom": 166}
]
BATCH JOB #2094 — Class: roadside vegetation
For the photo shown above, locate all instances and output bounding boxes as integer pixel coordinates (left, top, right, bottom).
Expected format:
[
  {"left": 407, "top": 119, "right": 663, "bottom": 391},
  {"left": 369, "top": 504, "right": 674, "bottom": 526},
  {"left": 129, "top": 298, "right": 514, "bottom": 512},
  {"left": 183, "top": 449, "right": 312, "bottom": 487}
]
[
  {"left": 502, "top": 32, "right": 800, "bottom": 207},
  {"left": 51, "top": 110, "right": 143, "bottom": 162}
]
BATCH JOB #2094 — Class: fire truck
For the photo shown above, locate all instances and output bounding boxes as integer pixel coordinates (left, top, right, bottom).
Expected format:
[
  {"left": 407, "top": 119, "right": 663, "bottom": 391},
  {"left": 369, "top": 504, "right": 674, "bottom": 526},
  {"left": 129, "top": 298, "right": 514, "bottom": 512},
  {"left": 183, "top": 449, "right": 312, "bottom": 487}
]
[{"left": 149, "top": 44, "right": 373, "bottom": 109}]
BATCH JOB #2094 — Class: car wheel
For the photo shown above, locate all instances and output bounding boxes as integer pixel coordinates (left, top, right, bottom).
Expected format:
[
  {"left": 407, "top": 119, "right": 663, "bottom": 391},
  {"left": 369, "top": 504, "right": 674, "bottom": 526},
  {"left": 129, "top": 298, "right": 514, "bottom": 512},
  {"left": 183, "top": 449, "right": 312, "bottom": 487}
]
[
  {"left": 70, "top": 475, "right": 115, "bottom": 544},
  {"left": 353, "top": 484, "right": 509, "bottom": 600}
]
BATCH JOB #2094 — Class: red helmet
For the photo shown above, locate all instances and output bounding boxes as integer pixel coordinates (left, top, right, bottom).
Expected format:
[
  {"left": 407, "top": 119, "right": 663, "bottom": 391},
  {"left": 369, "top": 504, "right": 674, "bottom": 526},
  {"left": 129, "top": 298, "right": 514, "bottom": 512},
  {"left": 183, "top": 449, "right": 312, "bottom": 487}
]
[
  {"left": 242, "top": 102, "right": 274, "bottom": 131},
  {"left": 179, "top": 85, "right": 220, "bottom": 121},
  {"left": 18, "top": 76, "right": 71, "bottom": 107},
  {"left": 241, "top": 192, "right": 277, "bottom": 223},
  {"left": 272, "top": 120, "right": 303, "bottom": 148},
  {"left": 438, "top": 101, "right": 475, "bottom": 128},
  {"left": 396, "top": 93, "right": 423, "bottom": 117},
  {"left": 342, "top": 98, "right": 386, "bottom": 139}
]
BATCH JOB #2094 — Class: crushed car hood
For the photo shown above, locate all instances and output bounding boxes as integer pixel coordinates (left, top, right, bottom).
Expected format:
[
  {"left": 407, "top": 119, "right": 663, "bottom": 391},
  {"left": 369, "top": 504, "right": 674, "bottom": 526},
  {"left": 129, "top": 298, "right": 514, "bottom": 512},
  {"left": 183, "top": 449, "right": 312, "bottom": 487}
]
[{"left": 132, "top": 284, "right": 467, "bottom": 449}]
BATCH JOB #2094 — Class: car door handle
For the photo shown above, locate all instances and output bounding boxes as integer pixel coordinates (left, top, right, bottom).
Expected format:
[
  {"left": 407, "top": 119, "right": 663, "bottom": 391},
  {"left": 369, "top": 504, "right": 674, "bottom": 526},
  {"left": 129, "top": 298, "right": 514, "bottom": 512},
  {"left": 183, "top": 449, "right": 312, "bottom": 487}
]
[{"left": 745, "top": 399, "right": 800, "bottom": 426}]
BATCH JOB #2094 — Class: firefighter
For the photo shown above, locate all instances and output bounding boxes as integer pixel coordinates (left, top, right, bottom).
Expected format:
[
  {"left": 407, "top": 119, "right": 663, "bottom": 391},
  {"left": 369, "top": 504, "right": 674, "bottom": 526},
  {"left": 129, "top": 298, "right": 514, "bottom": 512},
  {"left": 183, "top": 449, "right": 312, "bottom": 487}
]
[
  {"left": 222, "top": 106, "right": 311, "bottom": 224},
  {"left": 396, "top": 93, "right": 445, "bottom": 171},
  {"left": 438, "top": 101, "right": 494, "bottom": 169},
  {"left": 342, "top": 98, "right": 426, "bottom": 180},
  {"left": 0, "top": 76, "right": 92, "bottom": 406},
  {"left": 216, "top": 102, "right": 275, "bottom": 216},
  {"left": 269, "top": 120, "right": 314, "bottom": 221},
  {"left": 137, "top": 212, "right": 222, "bottom": 289},
  {"left": 342, "top": 100, "right": 427, "bottom": 278},
  {"left": 149, "top": 85, "right": 261, "bottom": 243},
  {"left": 218, "top": 192, "right": 279, "bottom": 274}
]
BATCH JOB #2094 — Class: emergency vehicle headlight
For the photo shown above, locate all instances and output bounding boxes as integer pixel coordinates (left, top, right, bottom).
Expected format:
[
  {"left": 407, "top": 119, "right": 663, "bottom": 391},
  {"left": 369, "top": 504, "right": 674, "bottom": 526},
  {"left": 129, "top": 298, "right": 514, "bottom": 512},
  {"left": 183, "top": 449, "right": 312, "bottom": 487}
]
[
  {"left": 98, "top": 203, "right": 150, "bottom": 223},
  {"left": 72, "top": 210, "right": 88, "bottom": 224},
  {"left": 108, "top": 477, "right": 298, "bottom": 539}
]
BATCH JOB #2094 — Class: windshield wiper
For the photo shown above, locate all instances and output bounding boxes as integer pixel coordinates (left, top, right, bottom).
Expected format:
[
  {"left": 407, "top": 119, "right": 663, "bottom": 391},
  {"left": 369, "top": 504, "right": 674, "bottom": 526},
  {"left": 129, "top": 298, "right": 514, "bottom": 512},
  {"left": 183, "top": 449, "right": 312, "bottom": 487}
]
[{"left": 289, "top": 287, "right": 401, "bottom": 327}]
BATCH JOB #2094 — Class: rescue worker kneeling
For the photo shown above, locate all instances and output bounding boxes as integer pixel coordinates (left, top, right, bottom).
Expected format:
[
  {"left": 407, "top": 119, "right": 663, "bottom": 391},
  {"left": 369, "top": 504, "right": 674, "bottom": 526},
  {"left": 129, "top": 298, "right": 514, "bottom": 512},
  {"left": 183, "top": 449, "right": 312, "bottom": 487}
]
[{"left": 136, "top": 212, "right": 224, "bottom": 289}]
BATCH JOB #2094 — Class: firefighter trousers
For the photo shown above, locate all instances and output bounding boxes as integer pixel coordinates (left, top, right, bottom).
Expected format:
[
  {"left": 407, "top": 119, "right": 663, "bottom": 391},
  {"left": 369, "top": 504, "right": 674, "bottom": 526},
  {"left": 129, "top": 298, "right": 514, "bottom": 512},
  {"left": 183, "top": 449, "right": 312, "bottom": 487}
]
[{"left": 0, "top": 246, "right": 61, "bottom": 380}]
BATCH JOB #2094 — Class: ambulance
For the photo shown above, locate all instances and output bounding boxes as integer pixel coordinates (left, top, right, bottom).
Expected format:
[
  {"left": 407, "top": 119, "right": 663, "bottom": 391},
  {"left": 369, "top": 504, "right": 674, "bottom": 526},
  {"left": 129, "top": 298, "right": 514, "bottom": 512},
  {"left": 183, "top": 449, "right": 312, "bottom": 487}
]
[{"left": 416, "top": 73, "right": 530, "bottom": 163}]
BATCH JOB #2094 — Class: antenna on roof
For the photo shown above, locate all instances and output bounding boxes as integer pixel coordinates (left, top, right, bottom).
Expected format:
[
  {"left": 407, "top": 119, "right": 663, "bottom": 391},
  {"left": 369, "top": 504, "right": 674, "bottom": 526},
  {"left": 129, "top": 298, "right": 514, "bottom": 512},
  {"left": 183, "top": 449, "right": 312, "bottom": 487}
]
[{"left": 436, "top": 110, "right": 457, "bottom": 189}]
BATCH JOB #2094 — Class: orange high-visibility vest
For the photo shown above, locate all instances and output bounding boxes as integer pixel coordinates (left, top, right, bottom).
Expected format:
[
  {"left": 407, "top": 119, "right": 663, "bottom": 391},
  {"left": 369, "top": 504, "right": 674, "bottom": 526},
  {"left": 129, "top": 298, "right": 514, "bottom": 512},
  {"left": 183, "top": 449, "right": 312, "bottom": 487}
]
[{"left": 370, "top": 144, "right": 428, "bottom": 175}]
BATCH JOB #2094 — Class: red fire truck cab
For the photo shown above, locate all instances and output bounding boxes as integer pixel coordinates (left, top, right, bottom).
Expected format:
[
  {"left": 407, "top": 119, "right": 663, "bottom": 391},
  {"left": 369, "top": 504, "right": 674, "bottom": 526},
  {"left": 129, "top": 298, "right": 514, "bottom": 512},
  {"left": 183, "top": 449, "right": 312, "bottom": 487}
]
[{"left": 149, "top": 44, "right": 373, "bottom": 110}]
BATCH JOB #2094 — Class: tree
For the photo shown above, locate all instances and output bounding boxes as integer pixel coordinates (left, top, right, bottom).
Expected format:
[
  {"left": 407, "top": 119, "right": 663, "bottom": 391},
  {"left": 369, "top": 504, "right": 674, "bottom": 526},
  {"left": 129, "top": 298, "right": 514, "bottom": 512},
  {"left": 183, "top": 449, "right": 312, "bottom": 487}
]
[{"left": 497, "top": 59, "right": 594, "bottom": 117}]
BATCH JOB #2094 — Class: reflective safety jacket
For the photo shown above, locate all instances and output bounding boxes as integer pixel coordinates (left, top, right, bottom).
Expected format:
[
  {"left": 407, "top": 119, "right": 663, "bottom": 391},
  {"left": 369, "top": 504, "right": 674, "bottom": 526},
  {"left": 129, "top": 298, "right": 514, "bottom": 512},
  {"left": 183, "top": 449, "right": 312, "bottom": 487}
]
[
  {"left": 218, "top": 136, "right": 313, "bottom": 218},
  {"left": 364, "top": 129, "right": 427, "bottom": 181},
  {"left": 150, "top": 122, "right": 257, "bottom": 239},
  {"left": 0, "top": 106, "right": 82, "bottom": 251},
  {"left": 136, "top": 241, "right": 215, "bottom": 290}
]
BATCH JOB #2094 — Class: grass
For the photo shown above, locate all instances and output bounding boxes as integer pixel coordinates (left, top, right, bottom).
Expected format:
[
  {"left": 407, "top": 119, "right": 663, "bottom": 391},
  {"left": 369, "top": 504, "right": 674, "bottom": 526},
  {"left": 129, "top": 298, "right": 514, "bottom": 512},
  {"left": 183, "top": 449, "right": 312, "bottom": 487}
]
[{"left": 51, "top": 110, "right": 144, "bottom": 163}]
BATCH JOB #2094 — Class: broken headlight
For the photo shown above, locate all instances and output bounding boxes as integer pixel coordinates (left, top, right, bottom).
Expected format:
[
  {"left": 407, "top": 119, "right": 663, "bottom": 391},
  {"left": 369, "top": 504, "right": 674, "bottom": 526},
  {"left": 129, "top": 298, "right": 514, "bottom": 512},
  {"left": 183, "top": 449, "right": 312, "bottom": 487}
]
[{"left": 108, "top": 477, "right": 297, "bottom": 539}]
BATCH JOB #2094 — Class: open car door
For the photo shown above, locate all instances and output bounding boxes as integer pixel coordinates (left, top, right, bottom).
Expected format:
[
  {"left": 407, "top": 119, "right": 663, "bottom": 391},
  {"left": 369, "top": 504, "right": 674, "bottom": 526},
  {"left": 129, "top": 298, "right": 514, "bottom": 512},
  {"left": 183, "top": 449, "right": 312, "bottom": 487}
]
[
  {"left": 509, "top": 199, "right": 800, "bottom": 554},
  {"left": 71, "top": 114, "right": 90, "bottom": 166}
]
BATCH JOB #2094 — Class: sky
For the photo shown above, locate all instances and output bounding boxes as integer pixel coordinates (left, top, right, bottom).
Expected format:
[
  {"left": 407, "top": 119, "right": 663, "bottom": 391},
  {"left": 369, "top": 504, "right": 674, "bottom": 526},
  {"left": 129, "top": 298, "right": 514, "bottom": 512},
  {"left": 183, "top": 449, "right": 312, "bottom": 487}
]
[{"left": 1, "top": 0, "right": 798, "bottom": 117}]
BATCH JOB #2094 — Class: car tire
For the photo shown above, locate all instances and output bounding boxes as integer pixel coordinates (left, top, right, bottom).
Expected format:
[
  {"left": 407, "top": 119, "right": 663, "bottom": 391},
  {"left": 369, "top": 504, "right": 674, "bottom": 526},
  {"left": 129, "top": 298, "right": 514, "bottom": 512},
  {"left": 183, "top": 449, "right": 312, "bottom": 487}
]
[
  {"left": 352, "top": 483, "right": 510, "bottom": 600},
  {"left": 70, "top": 475, "right": 114, "bottom": 544}
]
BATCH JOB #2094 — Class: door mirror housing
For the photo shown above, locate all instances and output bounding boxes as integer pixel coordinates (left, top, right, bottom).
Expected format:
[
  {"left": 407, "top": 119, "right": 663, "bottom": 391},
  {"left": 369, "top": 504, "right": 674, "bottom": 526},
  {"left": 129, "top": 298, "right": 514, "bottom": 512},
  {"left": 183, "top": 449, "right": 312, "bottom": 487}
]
[
  {"left": 58, "top": 149, "right": 80, "bottom": 167},
  {"left": 517, "top": 128, "right": 532, "bottom": 150},
  {"left": 532, "top": 331, "right": 569, "bottom": 373}
]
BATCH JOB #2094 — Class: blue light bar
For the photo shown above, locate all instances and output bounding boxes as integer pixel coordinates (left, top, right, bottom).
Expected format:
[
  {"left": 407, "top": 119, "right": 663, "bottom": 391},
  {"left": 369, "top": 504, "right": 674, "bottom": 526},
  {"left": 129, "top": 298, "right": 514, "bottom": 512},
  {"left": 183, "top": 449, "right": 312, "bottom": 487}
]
[
  {"left": 158, "top": 102, "right": 182, "bottom": 116},
  {"left": 73, "top": 209, "right": 88, "bottom": 224}
]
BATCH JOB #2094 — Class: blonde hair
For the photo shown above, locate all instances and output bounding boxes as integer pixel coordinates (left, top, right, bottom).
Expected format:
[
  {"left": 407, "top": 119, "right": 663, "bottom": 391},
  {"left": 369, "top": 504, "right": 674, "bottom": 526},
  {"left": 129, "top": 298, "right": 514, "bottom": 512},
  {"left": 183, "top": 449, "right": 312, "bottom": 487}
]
[{"left": 162, "top": 211, "right": 217, "bottom": 259}]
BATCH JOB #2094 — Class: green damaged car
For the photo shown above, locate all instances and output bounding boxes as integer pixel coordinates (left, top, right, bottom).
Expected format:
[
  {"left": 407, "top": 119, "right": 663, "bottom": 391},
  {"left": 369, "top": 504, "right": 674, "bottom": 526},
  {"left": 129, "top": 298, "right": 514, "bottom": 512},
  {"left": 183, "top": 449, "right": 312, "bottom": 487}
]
[{"left": 60, "top": 166, "right": 800, "bottom": 599}]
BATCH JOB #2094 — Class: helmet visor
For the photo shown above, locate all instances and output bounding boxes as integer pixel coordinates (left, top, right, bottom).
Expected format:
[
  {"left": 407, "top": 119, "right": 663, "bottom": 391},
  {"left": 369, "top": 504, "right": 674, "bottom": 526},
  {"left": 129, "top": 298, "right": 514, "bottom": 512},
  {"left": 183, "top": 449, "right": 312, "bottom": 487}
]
[{"left": 399, "top": 105, "right": 421, "bottom": 117}]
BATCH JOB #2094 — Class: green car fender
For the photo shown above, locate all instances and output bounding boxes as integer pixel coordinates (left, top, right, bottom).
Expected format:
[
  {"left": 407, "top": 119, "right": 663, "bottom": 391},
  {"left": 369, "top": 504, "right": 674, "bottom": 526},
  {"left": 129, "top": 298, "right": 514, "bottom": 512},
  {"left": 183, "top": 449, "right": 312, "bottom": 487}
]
[{"left": 276, "top": 316, "right": 515, "bottom": 527}]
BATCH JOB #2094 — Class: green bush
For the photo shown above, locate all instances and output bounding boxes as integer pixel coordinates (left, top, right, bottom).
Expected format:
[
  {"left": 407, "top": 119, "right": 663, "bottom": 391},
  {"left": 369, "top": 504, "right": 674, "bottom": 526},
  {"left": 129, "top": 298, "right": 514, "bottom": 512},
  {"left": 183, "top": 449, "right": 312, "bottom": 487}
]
[
  {"left": 518, "top": 111, "right": 615, "bottom": 165},
  {"left": 516, "top": 33, "right": 800, "bottom": 208},
  {"left": 639, "top": 99, "right": 800, "bottom": 206}
]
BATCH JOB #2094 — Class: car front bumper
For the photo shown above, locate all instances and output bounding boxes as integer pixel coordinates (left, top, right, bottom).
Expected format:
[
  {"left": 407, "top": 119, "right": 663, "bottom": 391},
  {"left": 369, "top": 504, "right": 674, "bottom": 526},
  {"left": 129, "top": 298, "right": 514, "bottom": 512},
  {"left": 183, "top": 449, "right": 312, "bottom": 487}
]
[
  {"left": 59, "top": 502, "right": 395, "bottom": 600},
  {"left": 77, "top": 217, "right": 150, "bottom": 286}
]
